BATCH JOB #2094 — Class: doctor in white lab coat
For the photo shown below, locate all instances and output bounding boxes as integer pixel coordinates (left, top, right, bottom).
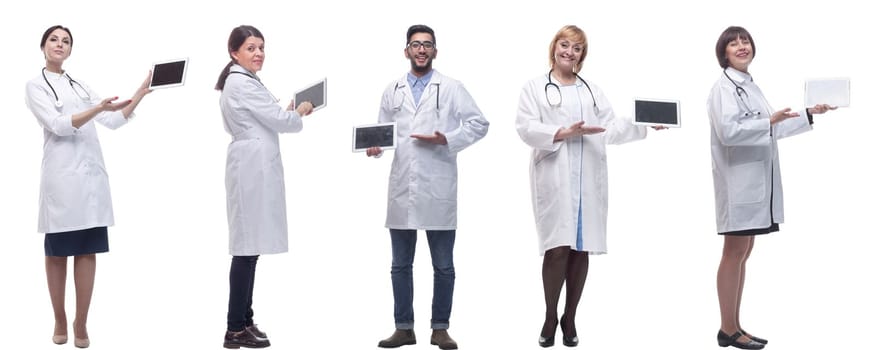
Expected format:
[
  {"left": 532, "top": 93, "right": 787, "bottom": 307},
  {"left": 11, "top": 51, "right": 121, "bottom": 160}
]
[
  {"left": 515, "top": 25, "right": 658, "bottom": 348},
  {"left": 216, "top": 25, "right": 314, "bottom": 349},
  {"left": 367, "top": 25, "right": 488, "bottom": 350},
  {"left": 708, "top": 26, "right": 835, "bottom": 350},
  {"left": 25, "top": 25, "right": 152, "bottom": 347}
]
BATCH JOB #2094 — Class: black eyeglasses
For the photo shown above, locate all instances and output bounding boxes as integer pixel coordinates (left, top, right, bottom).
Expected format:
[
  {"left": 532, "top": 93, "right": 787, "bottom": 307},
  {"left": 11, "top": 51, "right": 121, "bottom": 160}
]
[{"left": 407, "top": 41, "right": 435, "bottom": 50}]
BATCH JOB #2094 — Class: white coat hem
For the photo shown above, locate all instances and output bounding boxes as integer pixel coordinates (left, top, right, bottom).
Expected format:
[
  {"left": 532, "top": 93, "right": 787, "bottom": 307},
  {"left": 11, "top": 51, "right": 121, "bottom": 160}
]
[{"left": 40, "top": 222, "right": 114, "bottom": 234}]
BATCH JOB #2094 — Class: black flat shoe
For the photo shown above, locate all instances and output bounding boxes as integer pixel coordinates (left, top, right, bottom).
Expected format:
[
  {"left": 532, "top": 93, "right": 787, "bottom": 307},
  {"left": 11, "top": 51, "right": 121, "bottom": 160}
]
[
  {"left": 717, "top": 330, "right": 764, "bottom": 350},
  {"left": 559, "top": 314, "right": 578, "bottom": 347},
  {"left": 741, "top": 329, "right": 768, "bottom": 345}
]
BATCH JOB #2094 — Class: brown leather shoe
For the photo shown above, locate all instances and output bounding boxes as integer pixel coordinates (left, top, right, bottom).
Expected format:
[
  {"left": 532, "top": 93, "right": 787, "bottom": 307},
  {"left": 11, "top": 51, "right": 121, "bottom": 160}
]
[
  {"left": 224, "top": 329, "right": 270, "bottom": 349},
  {"left": 246, "top": 324, "right": 267, "bottom": 340},
  {"left": 378, "top": 329, "right": 416, "bottom": 348},
  {"left": 430, "top": 329, "right": 458, "bottom": 349}
]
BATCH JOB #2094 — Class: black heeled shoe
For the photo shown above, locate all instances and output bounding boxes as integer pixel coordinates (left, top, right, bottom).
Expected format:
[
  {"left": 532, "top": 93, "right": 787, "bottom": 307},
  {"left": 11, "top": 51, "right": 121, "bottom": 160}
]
[
  {"left": 539, "top": 318, "right": 557, "bottom": 348},
  {"left": 717, "top": 330, "right": 764, "bottom": 349},
  {"left": 741, "top": 329, "right": 768, "bottom": 345},
  {"left": 559, "top": 315, "right": 578, "bottom": 347}
]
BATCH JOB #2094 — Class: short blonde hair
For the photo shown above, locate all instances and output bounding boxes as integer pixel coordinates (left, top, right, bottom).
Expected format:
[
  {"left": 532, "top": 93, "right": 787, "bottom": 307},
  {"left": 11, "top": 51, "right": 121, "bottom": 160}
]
[{"left": 548, "top": 25, "right": 588, "bottom": 73}]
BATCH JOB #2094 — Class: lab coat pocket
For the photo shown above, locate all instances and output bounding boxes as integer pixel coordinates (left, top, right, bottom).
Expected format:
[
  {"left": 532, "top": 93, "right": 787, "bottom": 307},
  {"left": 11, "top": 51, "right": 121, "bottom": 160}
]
[
  {"left": 533, "top": 149, "right": 559, "bottom": 166},
  {"left": 428, "top": 175, "right": 457, "bottom": 200},
  {"left": 728, "top": 161, "right": 765, "bottom": 204}
]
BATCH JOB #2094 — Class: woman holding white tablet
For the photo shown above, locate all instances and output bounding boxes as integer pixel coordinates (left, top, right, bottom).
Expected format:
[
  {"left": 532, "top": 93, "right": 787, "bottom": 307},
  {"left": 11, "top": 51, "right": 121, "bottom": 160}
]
[
  {"left": 215, "top": 24, "right": 314, "bottom": 349},
  {"left": 515, "top": 25, "right": 662, "bottom": 348},
  {"left": 707, "top": 26, "right": 835, "bottom": 350},
  {"left": 25, "top": 25, "right": 152, "bottom": 348}
]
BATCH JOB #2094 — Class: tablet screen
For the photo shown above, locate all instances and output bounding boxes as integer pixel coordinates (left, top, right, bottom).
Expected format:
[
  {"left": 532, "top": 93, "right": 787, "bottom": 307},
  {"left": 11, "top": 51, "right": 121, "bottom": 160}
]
[
  {"left": 295, "top": 78, "right": 327, "bottom": 111},
  {"left": 634, "top": 98, "right": 681, "bottom": 127},
  {"left": 150, "top": 58, "right": 188, "bottom": 89},
  {"left": 805, "top": 78, "right": 850, "bottom": 107},
  {"left": 353, "top": 122, "right": 396, "bottom": 152}
]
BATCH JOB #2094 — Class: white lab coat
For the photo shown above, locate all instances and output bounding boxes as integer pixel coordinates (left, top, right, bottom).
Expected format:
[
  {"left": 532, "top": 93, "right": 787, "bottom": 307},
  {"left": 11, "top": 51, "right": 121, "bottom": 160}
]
[
  {"left": 516, "top": 73, "right": 646, "bottom": 255},
  {"left": 221, "top": 65, "right": 303, "bottom": 255},
  {"left": 707, "top": 67, "right": 812, "bottom": 233},
  {"left": 377, "top": 70, "right": 489, "bottom": 230},
  {"left": 25, "top": 70, "right": 130, "bottom": 233}
]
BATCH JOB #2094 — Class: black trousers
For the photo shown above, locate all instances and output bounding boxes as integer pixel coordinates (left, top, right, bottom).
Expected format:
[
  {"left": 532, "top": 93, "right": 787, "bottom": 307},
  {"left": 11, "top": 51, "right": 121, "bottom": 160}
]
[{"left": 227, "top": 255, "right": 259, "bottom": 331}]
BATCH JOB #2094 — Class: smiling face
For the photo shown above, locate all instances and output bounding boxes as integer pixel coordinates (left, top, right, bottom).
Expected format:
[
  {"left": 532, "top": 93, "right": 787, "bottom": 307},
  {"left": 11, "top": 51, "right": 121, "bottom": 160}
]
[
  {"left": 404, "top": 32, "right": 437, "bottom": 75},
  {"left": 552, "top": 38, "right": 585, "bottom": 73},
  {"left": 231, "top": 36, "right": 265, "bottom": 73},
  {"left": 42, "top": 28, "right": 72, "bottom": 67},
  {"left": 725, "top": 36, "right": 754, "bottom": 72}
]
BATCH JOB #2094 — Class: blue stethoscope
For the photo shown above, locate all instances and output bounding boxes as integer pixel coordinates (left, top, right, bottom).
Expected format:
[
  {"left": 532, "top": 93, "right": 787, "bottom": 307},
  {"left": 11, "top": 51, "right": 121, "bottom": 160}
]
[
  {"left": 42, "top": 67, "right": 91, "bottom": 108},
  {"left": 393, "top": 81, "right": 440, "bottom": 111},
  {"left": 545, "top": 69, "right": 598, "bottom": 114},
  {"left": 228, "top": 71, "right": 279, "bottom": 102},
  {"left": 723, "top": 68, "right": 760, "bottom": 117}
]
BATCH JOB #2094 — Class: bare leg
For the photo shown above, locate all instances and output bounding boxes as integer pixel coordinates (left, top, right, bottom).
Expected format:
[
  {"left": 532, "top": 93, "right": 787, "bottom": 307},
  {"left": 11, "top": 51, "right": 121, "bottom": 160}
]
[
  {"left": 46, "top": 256, "right": 68, "bottom": 338},
  {"left": 717, "top": 236, "right": 754, "bottom": 342},
  {"left": 541, "top": 246, "right": 570, "bottom": 338},
  {"left": 561, "top": 250, "right": 589, "bottom": 338},
  {"left": 737, "top": 238, "right": 756, "bottom": 334},
  {"left": 73, "top": 254, "right": 96, "bottom": 341}
]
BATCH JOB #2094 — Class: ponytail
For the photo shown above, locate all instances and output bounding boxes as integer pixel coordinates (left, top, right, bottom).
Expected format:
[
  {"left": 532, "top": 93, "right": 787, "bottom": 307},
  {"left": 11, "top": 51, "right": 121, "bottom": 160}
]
[{"left": 215, "top": 60, "right": 235, "bottom": 91}]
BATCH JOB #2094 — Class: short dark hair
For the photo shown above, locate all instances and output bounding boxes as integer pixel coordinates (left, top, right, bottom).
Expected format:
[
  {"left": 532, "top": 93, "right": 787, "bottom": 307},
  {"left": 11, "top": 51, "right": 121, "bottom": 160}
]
[
  {"left": 406, "top": 24, "right": 435, "bottom": 47},
  {"left": 215, "top": 25, "right": 265, "bottom": 91},
  {"left": 40, "top": 25, "right": 73, "bottom": 49},
  {"left": 715, "top": 26, "right": 755, "bottom": 68}
]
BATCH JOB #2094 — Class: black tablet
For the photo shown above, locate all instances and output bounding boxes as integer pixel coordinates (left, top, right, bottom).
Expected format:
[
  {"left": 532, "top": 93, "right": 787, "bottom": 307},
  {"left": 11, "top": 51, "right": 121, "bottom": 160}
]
[{"left": 352, "top": 122, "right": 396, "bottom": 152}]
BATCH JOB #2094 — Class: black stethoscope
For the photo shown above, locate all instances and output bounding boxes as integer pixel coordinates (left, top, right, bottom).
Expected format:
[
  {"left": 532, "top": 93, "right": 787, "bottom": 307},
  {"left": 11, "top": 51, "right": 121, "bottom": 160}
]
[
  {"left": 228, "top": 71, "right": 279, "bottom": 102},
  {"left": 545, "top": 69, "right": 598, "bottom": 114},
  {"left": 393, "top": 80, "right": 440, "bottom": 111},
  {"left": 42, "top": 67, "right": 91, "bottom": 108},
  {"left": 722, "top": 69, "right": 760, "bottom": 117}
]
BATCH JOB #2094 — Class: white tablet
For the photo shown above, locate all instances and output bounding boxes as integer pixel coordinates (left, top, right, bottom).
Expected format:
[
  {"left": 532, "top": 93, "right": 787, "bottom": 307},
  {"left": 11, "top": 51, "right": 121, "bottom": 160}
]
[
  {"left": 149, "top": 58, "right": 188, "bottom": 89},
  {"left": 352, "top": 122, "right": 396, "bottom": 152},
  {"left": 805, "top": 78, "right": 850, "bottom": 107},
  {"left": 633, "top": 98, "right": 681, "bottom": 128},
  {"left": 294, "top": 77, "right": 327, "bottom": 111}
]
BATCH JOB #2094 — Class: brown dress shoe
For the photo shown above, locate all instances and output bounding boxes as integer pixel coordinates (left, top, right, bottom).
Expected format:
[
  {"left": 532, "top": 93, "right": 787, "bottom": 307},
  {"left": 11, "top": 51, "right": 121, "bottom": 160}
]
[
  {"left": 224, "top": 329, "right": 270, "bottom": 349},
  {"left": 431, "top": 329, "right": 458, "bottom": 349},
  {"left": 378, "top": 329, "right": 416, "bottom": 348}
]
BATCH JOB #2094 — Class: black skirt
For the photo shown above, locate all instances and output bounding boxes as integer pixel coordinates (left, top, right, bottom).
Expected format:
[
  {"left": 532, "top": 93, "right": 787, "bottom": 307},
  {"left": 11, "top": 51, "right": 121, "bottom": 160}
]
[
  {"left": 719, "top": 223, "right": 780, "bottom": 236},
  {"left": 44, "top": 227, "right": 109, "bottom": 257}
]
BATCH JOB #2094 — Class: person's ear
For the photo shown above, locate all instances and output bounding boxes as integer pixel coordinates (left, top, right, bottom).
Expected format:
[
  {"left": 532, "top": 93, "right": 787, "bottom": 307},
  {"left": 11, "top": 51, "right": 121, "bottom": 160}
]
[
  {"left": 432, "top": 48, "right": 438, "bottom": 60},
  {"left": 403, "top": 47, "right": 410, "bottom": 59}
]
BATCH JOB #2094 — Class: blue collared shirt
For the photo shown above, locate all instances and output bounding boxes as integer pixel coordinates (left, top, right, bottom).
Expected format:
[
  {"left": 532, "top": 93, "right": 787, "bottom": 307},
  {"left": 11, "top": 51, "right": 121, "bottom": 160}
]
[{"left": 406, "top": 70, "right": 434, "bottom": 106}]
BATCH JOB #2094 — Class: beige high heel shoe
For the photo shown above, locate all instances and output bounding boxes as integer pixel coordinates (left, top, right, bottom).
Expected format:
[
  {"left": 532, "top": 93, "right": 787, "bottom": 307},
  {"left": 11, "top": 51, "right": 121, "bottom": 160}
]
[
  {"left": 74, "top": 337, "right": 90, "bottom": 348},
  {"left": 52, "top": 334, "right": 68, "bottom": 345}
]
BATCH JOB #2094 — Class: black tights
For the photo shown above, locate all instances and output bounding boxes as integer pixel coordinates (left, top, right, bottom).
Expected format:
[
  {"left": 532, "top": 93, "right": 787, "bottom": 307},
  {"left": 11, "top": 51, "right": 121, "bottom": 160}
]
[{"left": 541, "top": 246, "right": 589, "bottom": 338}]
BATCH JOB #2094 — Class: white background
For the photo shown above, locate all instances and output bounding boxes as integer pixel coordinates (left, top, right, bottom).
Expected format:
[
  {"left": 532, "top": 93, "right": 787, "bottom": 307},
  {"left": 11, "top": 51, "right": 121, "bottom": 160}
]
[{"left": 1, "top": 1, "right": 872, "bottom": 349}]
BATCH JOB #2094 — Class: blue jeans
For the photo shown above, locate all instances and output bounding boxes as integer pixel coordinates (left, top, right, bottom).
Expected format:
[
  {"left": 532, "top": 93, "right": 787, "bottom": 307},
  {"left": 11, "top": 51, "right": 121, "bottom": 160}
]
[
  {"left": 389, "top": 229, "right": 456, "bottom": 330},
  {"left": 227, "top": 255, "right": 259, "bottom": 331}
]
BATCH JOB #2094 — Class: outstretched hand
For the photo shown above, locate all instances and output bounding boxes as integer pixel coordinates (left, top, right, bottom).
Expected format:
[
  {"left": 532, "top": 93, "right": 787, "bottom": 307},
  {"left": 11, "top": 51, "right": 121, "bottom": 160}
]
[
  {"left": 769, "top": 107, "right": 800, "bottom": 125},
  {"left": 99, "top": 96, "right": 132, "bottom": 112},
  {"left": 554, "top": 121, "right": 606, "bottom": 142},
  {"left": 410, "top": 131, "right": 448, "bottom": 145}
]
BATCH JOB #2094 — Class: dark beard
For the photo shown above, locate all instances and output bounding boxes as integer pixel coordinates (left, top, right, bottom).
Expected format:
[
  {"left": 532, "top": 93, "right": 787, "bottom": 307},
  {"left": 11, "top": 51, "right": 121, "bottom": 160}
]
[{"left": 410, "top": 59, "right": 432, "bottom": 73}]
